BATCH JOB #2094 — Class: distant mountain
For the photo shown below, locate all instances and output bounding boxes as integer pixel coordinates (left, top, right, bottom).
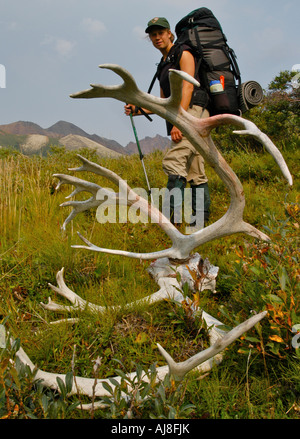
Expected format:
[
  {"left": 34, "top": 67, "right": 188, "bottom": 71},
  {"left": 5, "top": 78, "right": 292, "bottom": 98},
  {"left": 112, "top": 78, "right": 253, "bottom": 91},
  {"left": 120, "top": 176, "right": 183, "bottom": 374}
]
[
  {"left": 0, "top": 120, "right": 171, "bottom": 156},
  {"left": 0, "top": 120, "right": 126, "bottom": 155},
  {"left": 47, "top": 121, "right": 88, "bottom": 138},
  {"left": 125, "top": 135, "right": 170, "bottom": 155},
  {"left": 0, "top": 121, "right": 49, "bottom": 136},
  {"left": 91, "top": 134, "right": 130, "bottom": 155},
  {"left": 47, "top": 121, "right": 127, "bottom": 155}
]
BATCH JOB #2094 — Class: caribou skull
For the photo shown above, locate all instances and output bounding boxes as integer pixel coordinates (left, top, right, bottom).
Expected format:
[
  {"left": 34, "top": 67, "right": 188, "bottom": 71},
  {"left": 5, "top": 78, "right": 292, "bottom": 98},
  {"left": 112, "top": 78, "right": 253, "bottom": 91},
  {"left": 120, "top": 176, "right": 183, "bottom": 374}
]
[{"left": 3, "top": 65, "right": 292, "bottom": 409}]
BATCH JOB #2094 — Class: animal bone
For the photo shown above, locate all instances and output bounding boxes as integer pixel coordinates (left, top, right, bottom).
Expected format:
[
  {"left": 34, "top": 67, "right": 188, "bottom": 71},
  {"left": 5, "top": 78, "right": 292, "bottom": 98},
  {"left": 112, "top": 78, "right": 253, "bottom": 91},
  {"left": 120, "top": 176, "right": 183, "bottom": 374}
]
[
  {"left": 41, "top": 254, "right": 218, "bottom": 316},
  {"left": 71, "top": 65, "right": 292, "bottom": 187},
  {"left": 2, "top": 312, "right": 266, "bottom": 405},
  {"left": 157, "top": 310, "right": 267, "bottom": 381},
  {"left": 67, "top": 65, "right": 293, "bottom": 261},
  {"left": 37, "top": 251, "right": 266, "bottom": 406},
  {"left": 54, "top": 154, "right": 187, "bottom": 259},
  {"left": 2, "top": 281, "right": 267, "bottom": 403}
]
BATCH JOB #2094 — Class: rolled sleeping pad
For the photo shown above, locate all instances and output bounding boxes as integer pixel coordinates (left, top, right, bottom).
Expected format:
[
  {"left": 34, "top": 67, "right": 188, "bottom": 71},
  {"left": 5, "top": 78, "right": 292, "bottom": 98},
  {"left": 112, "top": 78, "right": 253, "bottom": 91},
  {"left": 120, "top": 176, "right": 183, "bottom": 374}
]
[{"left": 239, "top": 81, "right": 264, "bottom": 113}]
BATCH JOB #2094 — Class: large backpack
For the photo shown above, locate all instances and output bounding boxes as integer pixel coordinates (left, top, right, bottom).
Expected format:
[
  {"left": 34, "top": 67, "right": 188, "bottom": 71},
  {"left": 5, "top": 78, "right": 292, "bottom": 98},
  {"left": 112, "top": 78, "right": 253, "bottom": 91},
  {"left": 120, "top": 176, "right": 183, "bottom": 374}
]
[{"left": 148, "top": 7, "right": 263, "bottom": 116}]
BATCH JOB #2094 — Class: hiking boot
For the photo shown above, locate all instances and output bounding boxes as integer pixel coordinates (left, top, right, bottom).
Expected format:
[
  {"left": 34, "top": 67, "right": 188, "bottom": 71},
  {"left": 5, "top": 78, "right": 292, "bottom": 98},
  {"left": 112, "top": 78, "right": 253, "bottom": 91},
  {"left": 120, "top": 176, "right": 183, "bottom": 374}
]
[
  {"left": 188, "top": 182, "right": 211, "bottom": 229},
  {"left": 163, "top": 174, "right": 186, "bottom": 225}
]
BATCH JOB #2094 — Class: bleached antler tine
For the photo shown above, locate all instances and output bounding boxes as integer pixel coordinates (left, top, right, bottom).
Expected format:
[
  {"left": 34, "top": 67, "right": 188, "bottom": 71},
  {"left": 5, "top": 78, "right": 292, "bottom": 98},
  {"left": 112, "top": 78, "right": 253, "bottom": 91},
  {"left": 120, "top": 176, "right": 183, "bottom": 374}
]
[
  {"left": 70, "top": 154, "right": 129, "bottom": 188},
  {"left": 233, "top": 122, "right": 293, "bottom": 185},
  {"left": 193, "top": 114, "right": 292, "bottom": 186},
  {"left": 158, "top": 311, "right": 267, "bottom": 381},
  {"left": 59, "top": 197, "right": 103, "bottom": 230},
  {"left": 168, "top": 69, "right": 200, "bottom": 110},
  {"left": 53, "top": 173, "right": 102, "bottom": 196},
  {"left": 99, "top": 63, "right": 140, "bottom": 91},
  {"left": 72, "top": 232, "right": 178, "bottom": 260},
  {"left": 169, "top": 68, "right": 200, "bottom": 87}
]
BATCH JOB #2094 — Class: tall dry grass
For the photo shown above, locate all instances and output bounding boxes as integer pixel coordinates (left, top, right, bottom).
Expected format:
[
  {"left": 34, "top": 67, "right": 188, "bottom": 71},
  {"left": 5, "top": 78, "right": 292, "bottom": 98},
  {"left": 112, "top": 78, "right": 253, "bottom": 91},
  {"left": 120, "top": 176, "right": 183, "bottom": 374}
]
[{"left": 0, "top": 145, "right": 299, "bottom": 419}]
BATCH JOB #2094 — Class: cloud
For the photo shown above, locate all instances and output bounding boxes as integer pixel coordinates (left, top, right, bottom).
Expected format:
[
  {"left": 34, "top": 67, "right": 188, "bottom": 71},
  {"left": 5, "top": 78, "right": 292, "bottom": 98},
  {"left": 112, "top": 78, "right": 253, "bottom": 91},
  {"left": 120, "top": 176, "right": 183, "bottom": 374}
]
[
  {"left": 80, "top": 18, "right": 107, "bottom": 37},
  {"left": 7, "top": 21, "right": 18, "bottom": 31},
  {"left": 55, "top": 38, "right": 76, "bottom": 57},
  {"left": 132, "top": 26, "right": 147, "bottom": 40},
  {"left": 40, "top": 35, "right": 76, "bottom": 58}
]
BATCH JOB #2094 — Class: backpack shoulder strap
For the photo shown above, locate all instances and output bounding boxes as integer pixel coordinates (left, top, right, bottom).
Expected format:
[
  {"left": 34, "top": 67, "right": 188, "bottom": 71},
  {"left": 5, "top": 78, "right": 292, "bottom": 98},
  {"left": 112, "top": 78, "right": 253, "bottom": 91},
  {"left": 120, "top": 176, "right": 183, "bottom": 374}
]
[
  {"left": 169, "top": 43, "right": 184, "bottom": 69},
  {"left": 147, "top": 56, "right": 164, "bottom": 94},
  {"left": 147, "top": 70, "right": 159, "bottom": 94},
  {"left": 147, "top": 44, "right": 185, "bottom": 95}
]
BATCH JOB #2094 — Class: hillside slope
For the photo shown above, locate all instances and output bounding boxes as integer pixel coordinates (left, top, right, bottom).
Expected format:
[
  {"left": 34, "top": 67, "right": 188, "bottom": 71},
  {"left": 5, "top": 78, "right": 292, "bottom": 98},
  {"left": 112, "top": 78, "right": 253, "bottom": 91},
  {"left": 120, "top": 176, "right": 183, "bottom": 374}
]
[
  {"left": 59, "top": 134, "right": 122, "bottom": 158},
  {"left": 20, "top": 134, "right": 49, "bottom": 154}
]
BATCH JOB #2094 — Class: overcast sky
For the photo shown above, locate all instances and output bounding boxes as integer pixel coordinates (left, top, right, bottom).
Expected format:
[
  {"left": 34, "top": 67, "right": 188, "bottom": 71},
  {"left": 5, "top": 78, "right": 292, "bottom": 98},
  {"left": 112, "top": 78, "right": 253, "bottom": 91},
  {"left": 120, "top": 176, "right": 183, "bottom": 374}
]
[{"left": 0, "top": 0, "right": 299, "bottom": 146}]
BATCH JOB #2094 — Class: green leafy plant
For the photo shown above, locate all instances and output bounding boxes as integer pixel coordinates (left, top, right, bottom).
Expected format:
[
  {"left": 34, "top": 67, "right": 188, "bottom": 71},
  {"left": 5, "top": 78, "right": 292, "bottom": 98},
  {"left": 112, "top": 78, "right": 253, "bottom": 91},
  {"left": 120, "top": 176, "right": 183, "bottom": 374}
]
[
  {"left": 97, "top": 360, "right": 195, "bottom": 419},
  {"left": 217, "top": 207, "right": 299, "bottom": 360},
  {"left": 0, "top": 326, "right": 80, "bottom": 419}
]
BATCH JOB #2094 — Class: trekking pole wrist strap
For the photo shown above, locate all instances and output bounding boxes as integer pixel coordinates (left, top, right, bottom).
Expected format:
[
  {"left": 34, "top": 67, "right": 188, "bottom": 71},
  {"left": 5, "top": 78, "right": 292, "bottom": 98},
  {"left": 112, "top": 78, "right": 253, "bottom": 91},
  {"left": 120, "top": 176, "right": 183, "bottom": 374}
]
[{"left": 135, "top": 106, "right": 153, "bottom": 122}]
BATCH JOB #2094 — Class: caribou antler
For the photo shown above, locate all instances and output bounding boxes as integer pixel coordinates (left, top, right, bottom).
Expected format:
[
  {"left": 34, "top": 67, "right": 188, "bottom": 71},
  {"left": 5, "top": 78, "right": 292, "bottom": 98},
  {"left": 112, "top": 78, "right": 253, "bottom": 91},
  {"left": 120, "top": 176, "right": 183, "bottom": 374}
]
[
  {"left": 5, "top": 248, "right": 266, "bottom": 405},
  {"left": 71, "top": 65, "right": 292, "bottom": 186},
  {"left": 1, "top": 308, "right": 267, "bottom": 403},
  {"left": 55, "top": 154, "right": 186, "bottom": 259},
  {"left": 66, "top": 65, "right": 293, "bottom": 261},
  {"left": 41, "top": 254, "right": 219, "bottom": 316}
]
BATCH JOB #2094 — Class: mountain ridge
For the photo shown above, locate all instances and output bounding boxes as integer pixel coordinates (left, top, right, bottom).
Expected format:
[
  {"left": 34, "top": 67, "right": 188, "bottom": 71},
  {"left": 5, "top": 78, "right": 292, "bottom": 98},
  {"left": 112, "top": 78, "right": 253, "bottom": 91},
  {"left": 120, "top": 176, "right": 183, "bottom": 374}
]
[{"left": 0, "top": 120, "right": 170, "bottom": 155}]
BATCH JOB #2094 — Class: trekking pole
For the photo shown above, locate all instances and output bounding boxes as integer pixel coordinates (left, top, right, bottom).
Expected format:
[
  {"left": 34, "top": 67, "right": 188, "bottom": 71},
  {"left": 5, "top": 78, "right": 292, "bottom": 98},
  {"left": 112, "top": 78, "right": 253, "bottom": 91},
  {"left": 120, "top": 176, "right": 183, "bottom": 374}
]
[{"left": 129, "top": 112, "right": 154, "bottom": 204}]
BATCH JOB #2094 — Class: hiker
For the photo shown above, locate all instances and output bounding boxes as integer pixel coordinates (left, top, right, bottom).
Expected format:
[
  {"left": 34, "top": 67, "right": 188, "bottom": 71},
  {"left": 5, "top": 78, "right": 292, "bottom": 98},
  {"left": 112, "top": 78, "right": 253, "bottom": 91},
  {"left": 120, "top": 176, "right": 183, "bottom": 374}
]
[{"left": 125, "top": 17, "right": 210, "bottom": 227}]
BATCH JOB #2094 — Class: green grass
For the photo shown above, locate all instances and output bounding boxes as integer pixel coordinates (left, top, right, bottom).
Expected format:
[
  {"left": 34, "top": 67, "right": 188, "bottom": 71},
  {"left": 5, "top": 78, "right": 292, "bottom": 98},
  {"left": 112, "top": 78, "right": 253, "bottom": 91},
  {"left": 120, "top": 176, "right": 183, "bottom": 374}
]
[{"left": 0, "top": 143, "right": 299, "bottom": 419}]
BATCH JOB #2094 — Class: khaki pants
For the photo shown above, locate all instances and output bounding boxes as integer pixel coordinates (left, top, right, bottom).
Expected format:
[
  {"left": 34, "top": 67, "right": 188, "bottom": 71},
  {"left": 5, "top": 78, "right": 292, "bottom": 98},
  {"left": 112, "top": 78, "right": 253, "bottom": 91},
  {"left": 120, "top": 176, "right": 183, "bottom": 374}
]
[{"left": 162, "top": 106, "right": 209, "bottom": 186}]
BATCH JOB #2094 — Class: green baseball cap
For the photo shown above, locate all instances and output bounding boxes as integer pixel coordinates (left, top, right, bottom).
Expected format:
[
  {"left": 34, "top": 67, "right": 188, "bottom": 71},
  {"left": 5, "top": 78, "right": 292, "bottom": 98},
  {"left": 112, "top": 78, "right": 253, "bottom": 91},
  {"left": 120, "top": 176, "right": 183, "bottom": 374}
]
[{"left": 145, "top": 17, "right": 170, "bottom": 33}]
